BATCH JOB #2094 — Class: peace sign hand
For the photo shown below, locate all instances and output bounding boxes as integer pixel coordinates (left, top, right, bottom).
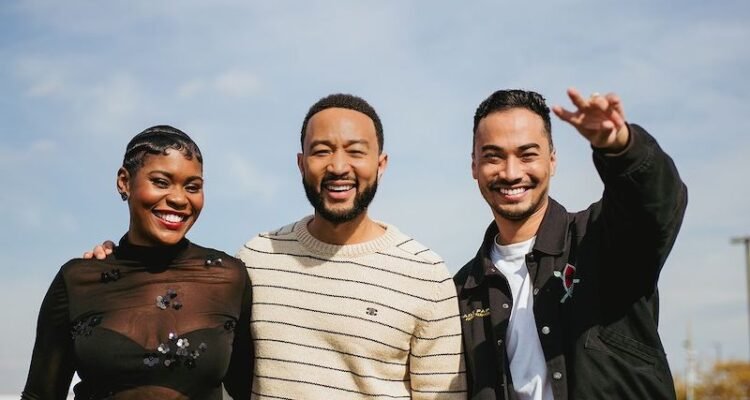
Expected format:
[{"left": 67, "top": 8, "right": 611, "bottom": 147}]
[{"left": 552, "top": 87, "right": 630, "bottom": 153}]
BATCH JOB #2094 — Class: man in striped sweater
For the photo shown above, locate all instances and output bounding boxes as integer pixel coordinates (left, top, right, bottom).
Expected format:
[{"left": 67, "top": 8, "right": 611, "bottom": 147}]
[{"left": 237, "top": 94, "right": 467, "bottom": 399}]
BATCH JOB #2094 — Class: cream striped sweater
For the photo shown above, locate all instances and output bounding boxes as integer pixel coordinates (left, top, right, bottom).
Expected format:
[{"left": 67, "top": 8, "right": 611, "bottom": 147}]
[{"left": 237, "top": 216, "right": 467, "bottom": 399}]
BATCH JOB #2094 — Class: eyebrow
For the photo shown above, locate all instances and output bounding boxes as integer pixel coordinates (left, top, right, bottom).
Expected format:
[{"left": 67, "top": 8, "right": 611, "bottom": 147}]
[
  {"left": 149, "top": 170, "right": 204, "bottom": 182},
  {"left": 309, "top": 139, "right": 371, "bottom": 148},
  {"left": 480, "top": 143, "right": 540, "bottom": 153}
]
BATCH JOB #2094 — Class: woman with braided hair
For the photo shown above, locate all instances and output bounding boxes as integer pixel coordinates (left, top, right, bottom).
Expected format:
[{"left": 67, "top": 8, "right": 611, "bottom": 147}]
[{"left": 22, "top": 125, "right": 251, "bottom": 399}]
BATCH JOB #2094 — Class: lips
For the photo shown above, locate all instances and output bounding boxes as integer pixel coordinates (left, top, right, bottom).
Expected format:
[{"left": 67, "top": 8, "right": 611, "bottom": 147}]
[
  {"left": 153, "top": 210, "right": 190, "bottom": 230},
  {"left": 321, "top": 180, "right": 357, "bottom": 201},
  {"left": 490, "top": 185, "right": 532, "bottom": 201}
]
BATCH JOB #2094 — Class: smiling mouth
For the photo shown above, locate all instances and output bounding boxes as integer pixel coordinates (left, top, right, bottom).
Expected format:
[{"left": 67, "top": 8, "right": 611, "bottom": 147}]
[
  {"left": 497, "top": 187, "right": 528, "bottom": 196},
  {"left": 324, "top": 184, "right": 355, "bottom": 192},
  {"left": 153, "top": 211, "right": 188, "bottom": 223}
]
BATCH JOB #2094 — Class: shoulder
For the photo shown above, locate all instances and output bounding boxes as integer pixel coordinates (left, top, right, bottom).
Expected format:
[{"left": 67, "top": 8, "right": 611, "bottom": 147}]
[
  {"left": 59, "top": 257, "right": 112, "bottom": 278},
  {"left": 242, "top": 220, "right": 299, "bottom": 249},
  {"left": 235, "top": 220, "right": 304, "bottom": 266},
  {"left": 187, "top": 242, "right": 246, "bottom": 272},
  {"left": 379, "top": 225, "right": 451, "bottom": 276},
  {"left": 453, "top": 258, "right": 477, "bottom": 286}
]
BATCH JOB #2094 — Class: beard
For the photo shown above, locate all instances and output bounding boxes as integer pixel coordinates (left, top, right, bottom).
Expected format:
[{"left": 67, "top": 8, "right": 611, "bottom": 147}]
[
  {"left": 303, "top": 175, "right": 379, "bottom": 224},
  {"left": 483, "top": 180, "right": 548, "bottom": 222}
]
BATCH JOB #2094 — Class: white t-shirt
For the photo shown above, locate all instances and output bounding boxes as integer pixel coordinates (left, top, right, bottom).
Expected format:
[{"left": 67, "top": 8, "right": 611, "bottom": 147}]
[{"left": 490, "top": 236, "right": 554, "bottom": 400}]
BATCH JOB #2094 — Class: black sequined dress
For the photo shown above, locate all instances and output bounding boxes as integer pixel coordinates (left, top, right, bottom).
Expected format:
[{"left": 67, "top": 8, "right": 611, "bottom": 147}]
[{"left": 22, "top": 236, "right": 252, "bottom": 400}]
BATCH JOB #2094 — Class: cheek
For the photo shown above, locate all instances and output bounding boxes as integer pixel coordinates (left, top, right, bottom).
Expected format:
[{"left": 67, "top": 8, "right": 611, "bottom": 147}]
[
  {"left": 130, "top": 186, "right": 160, "bottom": 206},
  {"left": 302, "top": 160, "right": 325, "bottom": 178},
  {"left": 190, "top": 194, "right": 205, "bottom": 213},
  {"left": 476, "top": 165, "right": 496, "bottom": 183},
  {"left": 352, "top": 163, "right": 378, "bottom": 179}
]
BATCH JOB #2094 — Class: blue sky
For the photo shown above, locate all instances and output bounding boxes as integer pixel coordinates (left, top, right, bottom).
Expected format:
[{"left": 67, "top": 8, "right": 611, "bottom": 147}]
[{"left": 1, "top": 0, "right": 749, "bottom": 393}]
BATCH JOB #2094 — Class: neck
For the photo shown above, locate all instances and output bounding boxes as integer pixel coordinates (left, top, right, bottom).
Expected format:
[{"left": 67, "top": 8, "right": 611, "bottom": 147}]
[
  {"left": 494, "top": 198, "right": 548, "bottom": 245},
  {"left": 306, "top": 211, "right": 385, "bottom": 245}
]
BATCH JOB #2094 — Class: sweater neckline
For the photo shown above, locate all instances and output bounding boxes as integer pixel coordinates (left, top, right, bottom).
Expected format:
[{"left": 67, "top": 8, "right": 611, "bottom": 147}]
[{"left": 294, "top": 215, "right": 400, "bottom": 258}]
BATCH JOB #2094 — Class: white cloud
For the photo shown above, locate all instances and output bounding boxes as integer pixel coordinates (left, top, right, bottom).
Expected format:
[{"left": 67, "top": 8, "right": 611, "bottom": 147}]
[
  {"left": 215, "top": 154, "right": 279, "bottom": 201},
  {"left": 214, "top": 70, "right": 261, "bottom": 97},
  {"left": 177, "top": 79, "right": 206, "bottom": 99},
  {"left": 177, "top": 70, "right": 262, "bottom": 99}
]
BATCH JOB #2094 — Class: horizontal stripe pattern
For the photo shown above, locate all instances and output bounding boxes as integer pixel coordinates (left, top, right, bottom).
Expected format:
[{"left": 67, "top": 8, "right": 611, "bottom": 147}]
[{"left": 238, "top": 216, "right": 466, "bottom": 399}]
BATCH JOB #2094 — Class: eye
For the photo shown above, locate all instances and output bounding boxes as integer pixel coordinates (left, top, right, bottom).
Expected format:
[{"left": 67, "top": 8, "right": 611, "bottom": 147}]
[
  {"left": 483, "top": 153, "right": 503, "bottom": 163},
  {"left": 185, "top": 184, "right": 202, "bottom": 194},
  {"left": 521, "top": 152, "right": 539, "bottom": 161},
  {"left": 311, "top": 148, "right": 331, "bottom": 156},
  {"left": 151, "top": 178, "right": 169, "bottom": 188}
]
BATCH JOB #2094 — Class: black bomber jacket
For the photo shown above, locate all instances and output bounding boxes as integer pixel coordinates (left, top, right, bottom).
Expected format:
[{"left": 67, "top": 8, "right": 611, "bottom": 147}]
[{"left": 454, "top": 125, "right": 688, "bottom": 399}]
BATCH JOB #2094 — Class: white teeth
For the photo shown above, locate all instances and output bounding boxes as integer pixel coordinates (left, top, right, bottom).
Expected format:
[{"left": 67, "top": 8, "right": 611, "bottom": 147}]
[
  {"left": 499, "top": 187, "right": 526, "bottom": 195},
  {"left": 326, "top": 185, "right": 354, "bottom": 192},
  {"left": 155, "top": 212, "right": 185, "bottom": 223}
]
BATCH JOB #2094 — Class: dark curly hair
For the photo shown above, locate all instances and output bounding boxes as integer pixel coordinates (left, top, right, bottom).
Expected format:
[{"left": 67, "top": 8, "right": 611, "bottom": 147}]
[
  {"left": 122, "top": 125, "right": 203, "bottom": 175},
  {"left": 473, "top": 89, "right": 553, "bottom": 150},
  {"left": 300, "top": 93, "right": 384, "bottom": 154}
]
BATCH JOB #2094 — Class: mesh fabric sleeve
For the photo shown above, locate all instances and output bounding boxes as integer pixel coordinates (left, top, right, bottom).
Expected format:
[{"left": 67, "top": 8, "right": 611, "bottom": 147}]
[
  {"left": 222, "top": 270, "right": 253, "bottom": 399},
  {"left": 21, "top": 270, "right": 76, "bottom": 400}
]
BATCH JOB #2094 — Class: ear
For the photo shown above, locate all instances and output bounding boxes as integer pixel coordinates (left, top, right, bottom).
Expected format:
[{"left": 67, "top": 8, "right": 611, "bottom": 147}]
[
  {"left": 550, "top": 148, "right": 557, "bottom": 177},
  {"left": 296, "top": 152, "right": 304, "bottom": 176},
  {"left": 116, "top": 167, "right": 131, "bottom": 199},
  {"left": 377, "top": 153, "right": 388, "bottom": 181},
  {"left": 471, "top": 153, "right": 479, "bottom": 180}
]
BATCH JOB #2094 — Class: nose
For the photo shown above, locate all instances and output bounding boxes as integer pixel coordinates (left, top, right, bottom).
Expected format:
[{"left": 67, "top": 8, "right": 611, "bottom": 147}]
[
  {"left": 166, "top": 189, "right": 189, "bottom": 210},
  {"left": 498, "top": 157, "right": 523, "bottom": 182},
  {"left": 326, "top": 151, "right": 352, "bottom": 176}
]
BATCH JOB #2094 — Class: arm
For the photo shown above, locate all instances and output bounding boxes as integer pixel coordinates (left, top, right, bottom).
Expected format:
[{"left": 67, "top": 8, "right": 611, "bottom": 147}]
[
  {"left": 554, "top": 88, "right": 687, "bottom": 282},
  {"left": 594, "top": 124, "right": 687, "bottom": 281},
  {"left": 21, "top": 271, "right": 76, "bottom": 400},
  {"left": 409, "top": 267, "right": 467, "bottom": 399},
  {"left": 223, "top": 270, "right": 253, "bottom": 399}
]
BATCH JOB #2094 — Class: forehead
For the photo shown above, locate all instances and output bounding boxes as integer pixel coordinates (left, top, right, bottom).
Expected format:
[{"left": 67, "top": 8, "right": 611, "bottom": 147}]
[
  {"left": 305, "top": 107, "right": 377, "bottom": 146},
  {"left": 138, "top": 149, "right": 203, "bottom": 174},
  {"left": 475, "top": 108, "right": 549, "bottom": 150}
]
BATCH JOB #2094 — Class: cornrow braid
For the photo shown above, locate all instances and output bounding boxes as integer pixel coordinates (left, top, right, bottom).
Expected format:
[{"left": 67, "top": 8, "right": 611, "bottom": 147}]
[{"left": 122, "top": 125, "right": 203, "bottom": 175}]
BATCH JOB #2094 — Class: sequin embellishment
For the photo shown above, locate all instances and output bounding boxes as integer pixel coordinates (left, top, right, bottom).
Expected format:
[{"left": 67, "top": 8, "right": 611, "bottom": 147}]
[
  {"left": 156, "top": 288, "right": 182, "bottom": 310},
  {"left": 144, "top": 332, "right": 207, "bottom": 369},
  {"left": 71, "top": 315, "right": 103, "bottom": 338},
  {"left": 100, "top": 268, "right": 121, "bottom": 283},
  {"left": 205, "top": 255, "right": 223, "bottom": 266},
  {"left": 224, "top": 319, "right": 237, "bottom": 331}
]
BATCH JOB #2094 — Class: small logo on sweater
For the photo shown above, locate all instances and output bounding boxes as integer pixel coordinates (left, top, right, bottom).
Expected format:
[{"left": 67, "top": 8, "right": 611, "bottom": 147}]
[
  {"left": 366, "top": 307, "right": 378, "bottom": 316},
  {"left": 554, "top": 263, "right": 580, "bottom": 303},
  {"left": 462, "top": 308, "right": 490, "bottom": 321}
]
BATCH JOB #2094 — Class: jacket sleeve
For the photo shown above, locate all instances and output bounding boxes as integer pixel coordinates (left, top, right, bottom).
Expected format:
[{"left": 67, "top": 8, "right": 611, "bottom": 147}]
[
  {"left": 21, "top": 270, "right": 76, "bottom": 400},
  {"left": 593, "top": 123, "right": 688, "bottom": 286},
  {"left": 223, "top": 265, "right": 253, "bottom": 399},
  {"left": 409, "top": 266, "right": 468, "bottom": 399}
]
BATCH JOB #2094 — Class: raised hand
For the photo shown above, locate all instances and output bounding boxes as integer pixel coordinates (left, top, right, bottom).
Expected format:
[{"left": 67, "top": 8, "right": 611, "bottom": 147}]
[{"left": 552, "top": 87, "right": 630, "bottom": 153}]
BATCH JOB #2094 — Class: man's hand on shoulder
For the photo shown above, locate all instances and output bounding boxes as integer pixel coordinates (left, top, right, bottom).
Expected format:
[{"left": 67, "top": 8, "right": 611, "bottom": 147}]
[
  {"left": 82, "top": 240, "right": 116, "bottom": 260},
  {"left": 552, "top": 87, "right": 630, "bottom": 153}
]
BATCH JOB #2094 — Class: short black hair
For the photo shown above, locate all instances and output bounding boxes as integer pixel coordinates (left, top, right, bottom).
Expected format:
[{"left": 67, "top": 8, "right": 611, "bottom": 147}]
[
  {"left": 122, "top": 125, "right": 203, "bottom": 175},
  {"left": 300, "top": 93, "right": 384, "bottom": 154},
  {"left": 473, "top": 89, "right": 553, "bottom": 149}
]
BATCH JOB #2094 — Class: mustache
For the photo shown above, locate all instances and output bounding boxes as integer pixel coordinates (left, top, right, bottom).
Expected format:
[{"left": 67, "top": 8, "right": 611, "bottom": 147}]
[
  {"left": 488, "top": 179, "right": 524, "bottom": 191},
  {"left": 321, "top": 173, "right": 357, "bottom": 185}
]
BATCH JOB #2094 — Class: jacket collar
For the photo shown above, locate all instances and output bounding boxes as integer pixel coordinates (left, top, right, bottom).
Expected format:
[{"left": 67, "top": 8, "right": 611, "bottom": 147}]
[{"left": 462, "top": 198, "right": 568, "bottom": 290}]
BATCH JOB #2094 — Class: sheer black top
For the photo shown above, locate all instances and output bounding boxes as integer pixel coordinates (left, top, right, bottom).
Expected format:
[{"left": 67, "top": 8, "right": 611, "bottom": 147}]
[{"left": 22, "top": 236, "right": 252, "bottom": 399}]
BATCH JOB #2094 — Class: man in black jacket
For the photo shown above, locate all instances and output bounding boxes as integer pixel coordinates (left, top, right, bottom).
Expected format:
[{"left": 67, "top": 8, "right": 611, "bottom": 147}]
[{"left": 454, "top": 88, "right": 687, "bottom": 399}]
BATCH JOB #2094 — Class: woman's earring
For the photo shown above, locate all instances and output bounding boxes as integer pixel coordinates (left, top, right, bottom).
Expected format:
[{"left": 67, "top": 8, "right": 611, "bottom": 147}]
[{"left": 120, "top": 192, "right": 128, "bottom": 201}]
